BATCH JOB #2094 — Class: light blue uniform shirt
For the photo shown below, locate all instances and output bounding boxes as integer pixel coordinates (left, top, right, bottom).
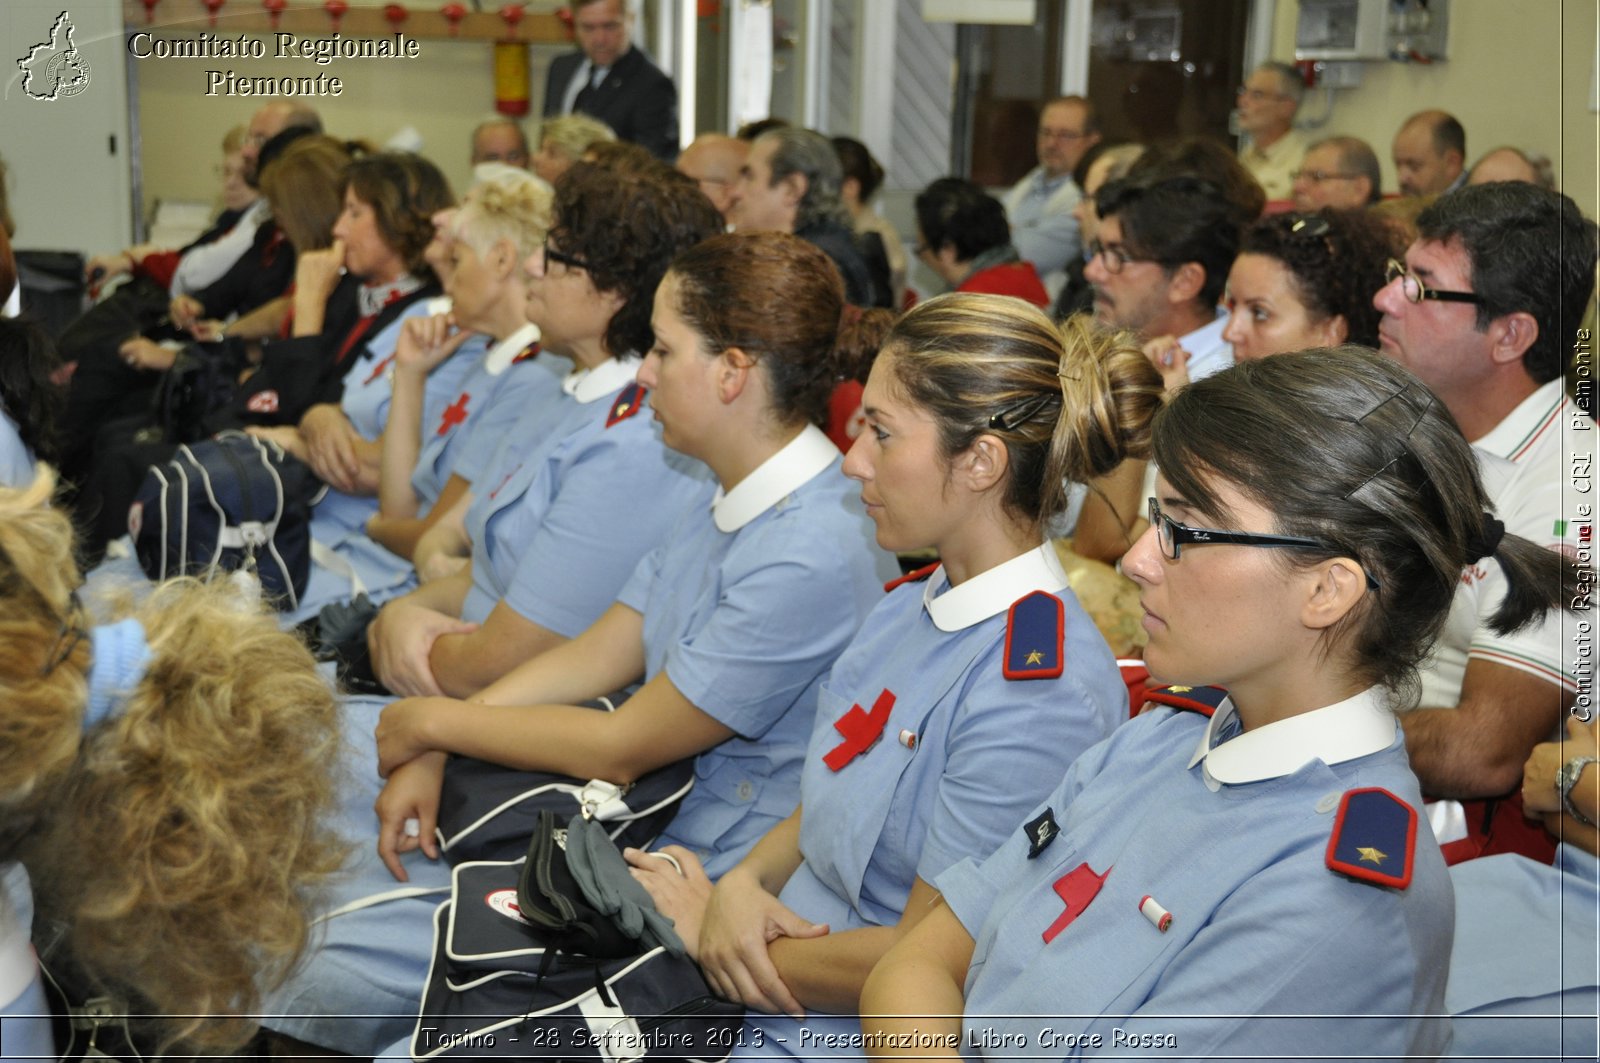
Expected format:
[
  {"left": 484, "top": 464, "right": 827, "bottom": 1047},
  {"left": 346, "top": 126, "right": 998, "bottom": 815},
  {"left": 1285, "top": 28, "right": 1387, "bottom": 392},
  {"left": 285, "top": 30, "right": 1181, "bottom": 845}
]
[
  {"left": 0, "top": 863, "right": 52, "bottom": 1062},
  {"left": 739, "top": 544, "right": 1127, "bottom": 1058},
  {"left": 410, "top": 325, "right": 571, "bottom": 504},
  {"left": 306, "top": 298, "right": 476, "bottom": 546},
  {"left": 460, "top": 356, "right": 711, "bottom": 635},
  {"left": 626, "top": 425, "right": 899, "bottom": 878},
  {"left": 1446, "top": 842, "right": 1599, "bottom": 1060},
  {"left": 289, "top": 326, "right": 562, "bottom": 624},
  {"left": 939, "top": 688, "right": 1454, "bottom": 1060},
  {"left": 0, "top": 411, "right": 34, "bottom": 488}
]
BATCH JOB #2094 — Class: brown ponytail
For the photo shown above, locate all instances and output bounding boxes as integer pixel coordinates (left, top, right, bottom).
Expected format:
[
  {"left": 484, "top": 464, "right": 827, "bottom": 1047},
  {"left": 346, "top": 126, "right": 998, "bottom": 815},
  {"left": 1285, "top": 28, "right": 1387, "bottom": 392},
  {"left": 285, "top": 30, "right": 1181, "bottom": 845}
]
[{"left": 884, "top": 293, "right": 1163, "bottom": 528}]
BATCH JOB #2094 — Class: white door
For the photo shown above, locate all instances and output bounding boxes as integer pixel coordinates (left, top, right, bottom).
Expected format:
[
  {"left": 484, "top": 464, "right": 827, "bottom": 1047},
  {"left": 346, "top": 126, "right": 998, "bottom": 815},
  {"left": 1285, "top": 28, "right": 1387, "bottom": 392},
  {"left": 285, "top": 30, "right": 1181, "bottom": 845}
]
[{"left": 0, "top": 0, "right": 133, "bottom": 255}]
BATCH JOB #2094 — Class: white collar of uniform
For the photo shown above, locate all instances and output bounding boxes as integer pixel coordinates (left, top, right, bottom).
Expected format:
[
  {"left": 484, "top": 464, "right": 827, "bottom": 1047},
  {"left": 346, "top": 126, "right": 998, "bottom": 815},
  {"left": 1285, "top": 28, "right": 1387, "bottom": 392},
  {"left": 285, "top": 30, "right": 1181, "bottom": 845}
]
[
  {"left": 1187, "top": 685, "right": 1396, "bottom": 788},
  {"left": 1470, "top": 378, "right": 1567, "bottom": 461},
  {"left": 484, "top": 322, "right": 542, "bottom": 376},
  {"left": 923, "top": 542, "right": 1067, "bottom": 633},
  {"left": 711, "top": 424, "right": 838, "bottom": 533},
  {"left": 562, "top": 353, "right": 640, "bottom": 404}
]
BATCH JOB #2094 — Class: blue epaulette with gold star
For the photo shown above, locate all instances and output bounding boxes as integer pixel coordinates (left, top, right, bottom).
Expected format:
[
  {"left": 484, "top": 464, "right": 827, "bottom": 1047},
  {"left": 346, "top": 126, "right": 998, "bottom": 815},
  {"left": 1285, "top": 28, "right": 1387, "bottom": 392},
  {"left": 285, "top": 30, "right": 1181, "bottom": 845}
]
[
  {"left": 883, "top": 561, "right": 939, "bottom": 594},
  {"left": 606, "top": 383, "right": 646, "bottom": 428},
  {"left": 1002, "top": 590, "right": 1065, "bottom": 681},
  {"left": 1142, "top": 684, "right": 1229, "bottom": 717},
  {"left": 1326, "top": 787, "right": 1417, "bottom": 890}
]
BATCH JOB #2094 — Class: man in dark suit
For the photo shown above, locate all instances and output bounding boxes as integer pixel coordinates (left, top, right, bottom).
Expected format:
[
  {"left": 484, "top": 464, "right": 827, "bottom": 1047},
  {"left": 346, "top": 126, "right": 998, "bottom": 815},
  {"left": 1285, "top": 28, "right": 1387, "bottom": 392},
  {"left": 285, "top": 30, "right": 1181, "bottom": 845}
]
[{"left": 542, "top": 0, "right": 678, "bottom": 161}]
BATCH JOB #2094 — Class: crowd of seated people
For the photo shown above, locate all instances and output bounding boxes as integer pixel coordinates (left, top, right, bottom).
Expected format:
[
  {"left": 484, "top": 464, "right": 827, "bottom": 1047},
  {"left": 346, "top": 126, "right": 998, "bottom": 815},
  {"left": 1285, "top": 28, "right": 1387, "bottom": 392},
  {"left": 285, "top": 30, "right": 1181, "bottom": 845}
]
[{"left": 0, "top": 65, "right": 1594, "bottom": 1063}]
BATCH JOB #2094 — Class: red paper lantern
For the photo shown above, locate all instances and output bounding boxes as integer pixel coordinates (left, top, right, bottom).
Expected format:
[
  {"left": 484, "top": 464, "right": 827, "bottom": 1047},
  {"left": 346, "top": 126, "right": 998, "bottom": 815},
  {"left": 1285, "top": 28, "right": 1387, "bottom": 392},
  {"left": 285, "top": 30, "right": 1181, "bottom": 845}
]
[
  {"left": 383, "top": 3, "right": 408, "bottom": 32},
  {"left": 499, "top": 3, "right": 524, "bottom": 38},
  {"left": 323, "top": 0, "right": 349, "bottom": 32},
  {"left": 202, "top": 0, "right": 225, "bottom": 27},
  {"left": 262, "top": 0, "right": 286, "bottom": 29},
  {"left": 441, "top": 1, "right": 467, "bottom": 36}
]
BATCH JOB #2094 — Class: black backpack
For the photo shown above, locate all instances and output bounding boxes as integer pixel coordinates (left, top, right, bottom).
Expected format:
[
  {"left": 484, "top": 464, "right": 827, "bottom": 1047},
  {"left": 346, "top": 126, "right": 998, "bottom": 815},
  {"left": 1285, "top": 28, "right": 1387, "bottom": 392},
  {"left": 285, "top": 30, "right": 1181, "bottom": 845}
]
[{"left": 129, "top": 430, "right": 320, "bottom": 610}]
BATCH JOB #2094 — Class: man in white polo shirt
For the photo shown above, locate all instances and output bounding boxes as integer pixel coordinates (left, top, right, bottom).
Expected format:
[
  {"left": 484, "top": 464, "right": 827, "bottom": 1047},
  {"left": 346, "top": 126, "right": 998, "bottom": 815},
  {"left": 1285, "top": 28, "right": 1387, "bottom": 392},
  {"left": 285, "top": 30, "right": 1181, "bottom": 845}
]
[{"left": 1374, "top": 182, "right": 1596, "bottom": 853}]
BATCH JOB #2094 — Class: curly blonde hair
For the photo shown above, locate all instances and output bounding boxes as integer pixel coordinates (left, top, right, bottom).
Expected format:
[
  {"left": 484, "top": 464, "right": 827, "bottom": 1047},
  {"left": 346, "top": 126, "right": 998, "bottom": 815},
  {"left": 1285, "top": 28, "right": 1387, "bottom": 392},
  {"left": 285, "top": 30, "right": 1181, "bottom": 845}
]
[{"left": 0, "top": 467, "right": 347, "bottom": 1052}]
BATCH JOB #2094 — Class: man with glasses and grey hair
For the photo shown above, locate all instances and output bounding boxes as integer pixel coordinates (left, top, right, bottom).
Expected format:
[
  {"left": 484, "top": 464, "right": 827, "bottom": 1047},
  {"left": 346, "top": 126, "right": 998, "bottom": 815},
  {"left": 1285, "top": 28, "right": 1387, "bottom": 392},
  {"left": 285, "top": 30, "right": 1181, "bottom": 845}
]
[
  {"left": 1002, "top": 95, "right": 1102, "bottom": 292},
  {"left": 1235, "top": 61, "right": 1306, "bottom": 201},
  {"left": 1373, "top": 182, "right": 1596, "bottom": 861},
  {"left": 1291, "top": 135, "right": 1382, "bottom": 211}
]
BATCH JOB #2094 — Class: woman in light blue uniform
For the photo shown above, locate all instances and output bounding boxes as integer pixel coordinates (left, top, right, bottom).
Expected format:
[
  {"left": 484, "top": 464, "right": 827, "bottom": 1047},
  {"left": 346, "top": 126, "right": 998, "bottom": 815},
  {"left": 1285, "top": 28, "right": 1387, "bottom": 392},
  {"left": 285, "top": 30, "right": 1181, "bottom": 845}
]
[
  {"left": 862, "top": 348, "right": 1585, "bottom": 1060},
  {"left": 1444, "top": 716, "right": 1600, "bottom": 1061},
  {"left": 359, "top": 162, "right": 723, "bottom": 701},
  {"left": 0, "top": 470, "right": 343, "bottom": 1061},
  {"left": 624, "top": 299, "right": 1162, "bottom": 1057},
  {"left": 293, "top": 175, "right": 566, "bottom": 621}
]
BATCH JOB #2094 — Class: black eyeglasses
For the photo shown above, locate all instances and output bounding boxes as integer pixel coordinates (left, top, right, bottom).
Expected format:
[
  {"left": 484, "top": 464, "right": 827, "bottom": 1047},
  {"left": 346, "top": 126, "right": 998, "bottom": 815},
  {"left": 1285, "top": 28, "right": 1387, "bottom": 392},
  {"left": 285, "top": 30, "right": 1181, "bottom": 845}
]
[
  {"left": 543, "top": 240, "right": 591, "bottom": 274},
  {"left": 1385, "top": 258, "right": 1486, "bottom": 306},
  {"left": 1291, "top": 168, "right": 1360, "bottom": 184},
  {"left": 1147, "top": 498, "right": 1380, "bottom": 590},
  {"left": 1087, "top": 239, "right": 1157, "bottom": 275}
]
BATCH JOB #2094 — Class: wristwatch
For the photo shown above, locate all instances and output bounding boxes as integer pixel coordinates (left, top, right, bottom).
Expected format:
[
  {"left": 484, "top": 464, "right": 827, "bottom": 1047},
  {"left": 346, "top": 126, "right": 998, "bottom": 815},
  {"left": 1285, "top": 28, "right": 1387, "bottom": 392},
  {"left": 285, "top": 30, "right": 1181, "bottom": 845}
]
[{"left": 1555, "top": 755, "right": 1599, "bottom": 828}]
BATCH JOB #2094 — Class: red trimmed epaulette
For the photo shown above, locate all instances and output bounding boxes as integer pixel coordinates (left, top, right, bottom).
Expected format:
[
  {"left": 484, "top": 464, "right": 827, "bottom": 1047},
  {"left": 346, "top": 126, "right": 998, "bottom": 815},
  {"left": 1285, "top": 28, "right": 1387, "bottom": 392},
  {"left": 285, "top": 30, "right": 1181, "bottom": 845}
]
[
  {"left": 1141, "top": 684, "right": 1229, "bottom": 717},
  {"left": 1326, "top": 787, "right": 1417, "bottom": 890},
  {"left": 606, "top": 382, "right": 647, "bottom": 428},
  {"left": 884, "top": 561, "right": 939, "bottom": 593},
  {"left": 883, "top": 560, "right": 940, "bottom": 592},
  {"left": 1002, "top": 591, "right": 1065, "bottom": 681}
]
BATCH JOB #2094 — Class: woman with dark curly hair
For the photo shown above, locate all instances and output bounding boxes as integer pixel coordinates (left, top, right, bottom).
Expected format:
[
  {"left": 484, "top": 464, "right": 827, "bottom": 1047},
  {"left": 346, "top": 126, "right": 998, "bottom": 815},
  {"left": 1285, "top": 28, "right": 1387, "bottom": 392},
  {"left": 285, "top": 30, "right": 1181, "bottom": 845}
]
[
  {"left": 0, "top": 468, "right": 344, "bottom": 1058},
  {"left": 1221, "top": 207, "right": 1397, "bottom": 360},
  {"left": 1147, "top": 207, "right": 1397, "bottom": 394}
]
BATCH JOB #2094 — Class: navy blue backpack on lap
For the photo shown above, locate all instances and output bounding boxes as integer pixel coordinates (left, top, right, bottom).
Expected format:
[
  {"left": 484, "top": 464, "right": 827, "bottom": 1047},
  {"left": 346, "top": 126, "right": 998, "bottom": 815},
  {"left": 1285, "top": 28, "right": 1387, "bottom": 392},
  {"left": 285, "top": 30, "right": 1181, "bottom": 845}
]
[{"left": 129, "top": 430, "right": 319, "bottom": 610}]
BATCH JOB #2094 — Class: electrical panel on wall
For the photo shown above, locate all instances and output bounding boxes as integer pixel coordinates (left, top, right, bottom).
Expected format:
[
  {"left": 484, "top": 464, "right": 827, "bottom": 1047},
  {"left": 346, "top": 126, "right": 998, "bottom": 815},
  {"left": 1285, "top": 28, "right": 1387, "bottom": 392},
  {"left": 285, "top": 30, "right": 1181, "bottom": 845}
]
[{"left": 1295, "top": 0, "right": 1449, "bottom": 64}]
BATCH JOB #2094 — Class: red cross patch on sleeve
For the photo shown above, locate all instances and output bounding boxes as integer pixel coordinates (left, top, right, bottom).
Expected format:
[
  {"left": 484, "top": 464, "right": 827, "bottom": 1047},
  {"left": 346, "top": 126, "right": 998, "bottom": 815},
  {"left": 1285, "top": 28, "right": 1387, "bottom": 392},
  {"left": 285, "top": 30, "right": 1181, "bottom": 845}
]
[{"left": 822, "top": 689, "right": 897, "bottom": 772}]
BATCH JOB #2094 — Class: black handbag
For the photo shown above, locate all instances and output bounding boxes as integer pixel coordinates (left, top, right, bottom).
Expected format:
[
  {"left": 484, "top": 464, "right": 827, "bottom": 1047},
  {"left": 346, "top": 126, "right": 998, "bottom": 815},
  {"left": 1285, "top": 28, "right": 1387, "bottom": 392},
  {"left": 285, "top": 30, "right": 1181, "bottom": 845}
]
[
  {"left": 435, "top": 695, "right": 695, "bottom": 865},
  {"left": 409, "top": 853, "right": 742, "bottom": 1062}
]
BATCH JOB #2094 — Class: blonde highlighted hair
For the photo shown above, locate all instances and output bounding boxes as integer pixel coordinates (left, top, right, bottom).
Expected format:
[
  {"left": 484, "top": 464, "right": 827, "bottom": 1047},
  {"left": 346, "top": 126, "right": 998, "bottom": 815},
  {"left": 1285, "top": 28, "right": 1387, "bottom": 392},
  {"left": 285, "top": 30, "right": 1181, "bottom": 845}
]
[
  {"left": 452, "top": 174, "right": 554, "bottom": 262},
  {"left": 883, "top": 294, "right": 1163, "bottom": 527},
  {"left": 0, "top": 468, "right": 346, "bottom": 1052}
]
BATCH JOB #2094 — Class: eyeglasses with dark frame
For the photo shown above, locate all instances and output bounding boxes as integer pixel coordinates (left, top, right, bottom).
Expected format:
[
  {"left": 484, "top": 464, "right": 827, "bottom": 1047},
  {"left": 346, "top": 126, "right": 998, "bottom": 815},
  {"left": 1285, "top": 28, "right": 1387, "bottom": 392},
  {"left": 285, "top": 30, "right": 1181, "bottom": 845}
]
[
  {"left": 543, "top": 240, "right": 591, "bottom": 274},
  {"left": 1087, "top": 238, "right": 1158, "bottom": 275},
  {"left": 1385, "top": 258, "right": 1487, "bottom": 306},
  {"left": 1291, "top": 168, "right": 1360, "bottom": 184},
  {"left": 1147, "top": 498, "right": 1380, "bottom": 590}
]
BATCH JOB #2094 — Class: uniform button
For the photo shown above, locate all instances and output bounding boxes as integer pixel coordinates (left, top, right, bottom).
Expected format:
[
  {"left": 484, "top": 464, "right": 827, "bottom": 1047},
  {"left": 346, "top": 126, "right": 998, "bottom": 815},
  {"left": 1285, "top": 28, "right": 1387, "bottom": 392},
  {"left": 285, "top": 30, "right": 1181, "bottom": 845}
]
[
  {"left": 1315, "top": 792, "right": 1341, "bottom": 814},
  {"left": 736, "top": 780, "right": 754, "bottom": 801}
]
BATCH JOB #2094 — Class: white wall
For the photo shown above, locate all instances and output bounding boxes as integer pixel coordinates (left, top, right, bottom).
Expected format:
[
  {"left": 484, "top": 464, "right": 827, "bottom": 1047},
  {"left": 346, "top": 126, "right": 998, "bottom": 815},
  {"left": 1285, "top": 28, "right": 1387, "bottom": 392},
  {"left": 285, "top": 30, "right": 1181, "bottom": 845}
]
[{"left": 1270, "top": 0, "right": 1598, "bottom": 219}]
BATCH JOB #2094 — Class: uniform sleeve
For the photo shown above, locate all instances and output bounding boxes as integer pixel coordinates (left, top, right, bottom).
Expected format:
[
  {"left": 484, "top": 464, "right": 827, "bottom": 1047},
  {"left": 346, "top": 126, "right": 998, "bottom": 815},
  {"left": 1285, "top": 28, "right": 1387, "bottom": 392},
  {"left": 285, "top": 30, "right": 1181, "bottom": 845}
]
[
  {"left": 915, "top": 663, "right": 1120, "bottom": 888},
  {"left": 0, "top": 413, "right": 34, "bottom": 489},
  {"left": 500, "top": 423, "right": 701, "bottom": 638},
  {"left": 661, "top": 518, "right": 861, "bottom": 739},
  {"left": 450, "top": 366, "right": 560, "bottom": 486},
  {"left": 935, "top": 713, "right": 1160, "bottom": 939},
  {"left": 1083, "top": 853, "right": 1451, "bottom": 1060},
  {"left": 617, "top": 541, "right": 665, "bottom": 615}
]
